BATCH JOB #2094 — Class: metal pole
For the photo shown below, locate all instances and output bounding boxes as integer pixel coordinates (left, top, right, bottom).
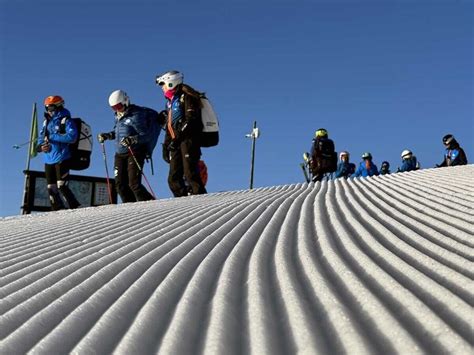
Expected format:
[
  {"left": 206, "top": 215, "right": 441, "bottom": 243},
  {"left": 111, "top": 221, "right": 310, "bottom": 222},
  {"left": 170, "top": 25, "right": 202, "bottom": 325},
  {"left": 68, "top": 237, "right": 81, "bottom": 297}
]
[{"left": 249, "top": 121, "right": 257, "bottom": 189}]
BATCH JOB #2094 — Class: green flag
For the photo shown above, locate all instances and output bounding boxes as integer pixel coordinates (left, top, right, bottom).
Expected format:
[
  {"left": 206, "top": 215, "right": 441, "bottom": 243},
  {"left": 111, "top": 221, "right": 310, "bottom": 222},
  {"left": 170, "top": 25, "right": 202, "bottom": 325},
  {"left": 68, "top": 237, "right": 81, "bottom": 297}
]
[{"left": 29, "top": 104, "right": 38, "bottom": 159}]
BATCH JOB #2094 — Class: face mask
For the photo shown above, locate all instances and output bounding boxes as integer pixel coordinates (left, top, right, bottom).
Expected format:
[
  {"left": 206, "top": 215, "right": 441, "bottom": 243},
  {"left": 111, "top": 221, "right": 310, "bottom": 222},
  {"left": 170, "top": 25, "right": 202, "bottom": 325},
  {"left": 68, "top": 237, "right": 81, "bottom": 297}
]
[{"left": 164, "top": 89, "right": 176, "bottom": 100}]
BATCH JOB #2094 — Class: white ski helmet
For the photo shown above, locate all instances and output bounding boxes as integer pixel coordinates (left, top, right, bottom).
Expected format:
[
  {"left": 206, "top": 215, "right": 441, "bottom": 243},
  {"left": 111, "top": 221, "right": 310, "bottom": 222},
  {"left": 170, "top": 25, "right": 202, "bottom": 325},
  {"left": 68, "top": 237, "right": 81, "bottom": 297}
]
[
  {"left": 155, "top": 70, "right": 184, "bottom": 89},
  {"left": 108, "top": 90, "right": 130, "bottom": 111},
  {"left": 340, "top": 151, "right": 350, "bottom": 160},
  {"left": 401, "top": 149, "right": 412, "bottom": 160}
]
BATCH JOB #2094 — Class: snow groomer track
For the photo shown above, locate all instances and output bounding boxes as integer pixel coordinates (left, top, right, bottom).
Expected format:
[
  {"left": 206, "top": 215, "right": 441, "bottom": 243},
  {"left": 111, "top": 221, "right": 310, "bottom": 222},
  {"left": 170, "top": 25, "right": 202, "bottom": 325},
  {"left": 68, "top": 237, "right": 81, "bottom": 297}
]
[{"left": 1, "top": 166, "right": 473, "bottom": 354}]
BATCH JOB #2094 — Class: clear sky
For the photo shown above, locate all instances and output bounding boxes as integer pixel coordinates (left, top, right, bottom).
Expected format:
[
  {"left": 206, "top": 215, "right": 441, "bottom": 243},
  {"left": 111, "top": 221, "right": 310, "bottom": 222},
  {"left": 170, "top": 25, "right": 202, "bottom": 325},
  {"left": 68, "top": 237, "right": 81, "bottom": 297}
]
[{"left": 0, "top": 0, "right": 472, "bottom": 217}]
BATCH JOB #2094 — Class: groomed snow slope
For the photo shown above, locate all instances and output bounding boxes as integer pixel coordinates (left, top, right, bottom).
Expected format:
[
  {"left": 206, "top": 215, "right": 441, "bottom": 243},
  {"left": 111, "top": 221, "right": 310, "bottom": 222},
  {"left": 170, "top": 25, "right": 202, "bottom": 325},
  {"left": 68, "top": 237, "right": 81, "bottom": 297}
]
[{"left": 1, "top": 166, "right": 473, "bottom": 355}]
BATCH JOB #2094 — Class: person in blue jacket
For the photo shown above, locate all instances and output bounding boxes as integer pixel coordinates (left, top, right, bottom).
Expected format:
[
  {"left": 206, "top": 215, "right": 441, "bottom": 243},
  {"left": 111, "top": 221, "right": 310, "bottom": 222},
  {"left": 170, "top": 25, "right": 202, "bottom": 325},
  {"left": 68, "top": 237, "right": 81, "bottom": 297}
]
[
  {"left": 98, "top": 90, "right": 160, "bottom": 203},
  {"left": 398, "top": 149, "right": 420, "bottom": 172},
  {"left": 335, "top": 151, "right": 356, "bottom": 179},
  {"left": 437, "top": 134, "right": 468, "bottom": 167},
  {"left": 354, "top": 152, "right": 379, "bottom": 177},
  {"left": 37, "top": 95, "right": 80, "bottom": 210}
]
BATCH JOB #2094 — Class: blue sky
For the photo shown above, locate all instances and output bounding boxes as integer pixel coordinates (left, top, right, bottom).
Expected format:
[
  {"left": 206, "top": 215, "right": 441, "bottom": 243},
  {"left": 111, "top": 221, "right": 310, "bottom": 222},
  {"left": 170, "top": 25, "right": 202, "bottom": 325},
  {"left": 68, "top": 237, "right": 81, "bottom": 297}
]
[{"left": 1, "top": 0, "right": 472, "bottom": 217}]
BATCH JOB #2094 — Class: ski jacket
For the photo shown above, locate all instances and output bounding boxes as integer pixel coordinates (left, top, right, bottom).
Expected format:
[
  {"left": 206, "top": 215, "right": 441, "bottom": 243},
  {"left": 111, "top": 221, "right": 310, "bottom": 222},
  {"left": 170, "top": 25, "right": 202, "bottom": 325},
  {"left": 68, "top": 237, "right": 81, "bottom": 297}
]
[
  {"left": 38, "top": 108, "right": 78, "bottom": 165},
  {"left": 163, "top": 84, "right": 202, "bottom": 147},
  {"left": 438, "top": 146, "right": 468, "bottom": 167},
  {"left": 335, "top": 162, "right": 355, "bottom": 179},
  {"left": 399, "top": 156, "right": 419, "bottom": 172},
  {"left": 355, "top": 160, "right": 379, "bottom": 177},
  {"left": 379, "top": 167, "right": 390, "bottom": 175},
  {"left": 108, "top": 105, "right": 153, "bottom": 155}
]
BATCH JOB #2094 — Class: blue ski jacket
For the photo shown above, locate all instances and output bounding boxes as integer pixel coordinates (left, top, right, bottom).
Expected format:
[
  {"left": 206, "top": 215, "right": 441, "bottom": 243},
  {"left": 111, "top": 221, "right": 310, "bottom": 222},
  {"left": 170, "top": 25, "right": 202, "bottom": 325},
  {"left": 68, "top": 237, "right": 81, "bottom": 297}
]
[
  {"left": 335, "top": 162, "right": 355, "bottom": 179},
  {"left": 110, "top": 105, "right": 153, "bottom": 155},
  {"left": 355, "top": 161, "right": 379, "bottom": 177},
  {"left": 399, "top": 156, "right": 418, "bottom": 172},
  {"left": 38, "top": 108, "right": 78, "bottom": 165}
]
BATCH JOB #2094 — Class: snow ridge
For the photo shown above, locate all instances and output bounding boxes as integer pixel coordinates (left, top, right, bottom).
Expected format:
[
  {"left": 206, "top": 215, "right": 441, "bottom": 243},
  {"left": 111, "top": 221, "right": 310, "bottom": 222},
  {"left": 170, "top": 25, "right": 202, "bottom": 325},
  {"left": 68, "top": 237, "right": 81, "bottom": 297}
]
[{"left": 1, "top": 166, "right": 473, "bottom": 354}]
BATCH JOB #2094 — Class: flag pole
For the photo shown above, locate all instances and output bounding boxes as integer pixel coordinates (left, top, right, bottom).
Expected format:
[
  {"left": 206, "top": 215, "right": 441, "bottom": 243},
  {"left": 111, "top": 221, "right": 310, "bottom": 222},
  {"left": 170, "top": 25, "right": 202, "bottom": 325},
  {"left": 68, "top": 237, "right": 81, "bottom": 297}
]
[
  {"left": 26, "top": 103, "right": 37, "bottom": 171},
  {"left": 21, "top": 103, "right": 38, "bottom": 214}
]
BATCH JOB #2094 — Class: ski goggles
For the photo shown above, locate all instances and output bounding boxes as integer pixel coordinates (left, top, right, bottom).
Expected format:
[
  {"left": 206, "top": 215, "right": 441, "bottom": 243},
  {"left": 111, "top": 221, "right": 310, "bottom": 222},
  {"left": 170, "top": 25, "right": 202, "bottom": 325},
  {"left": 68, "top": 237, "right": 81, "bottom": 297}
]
[
  {"left": 45, "top": 104, "right": 60, "bottom": 112},
  {"left": 110, "top": 103, "right": 126, "bottom": 112}
]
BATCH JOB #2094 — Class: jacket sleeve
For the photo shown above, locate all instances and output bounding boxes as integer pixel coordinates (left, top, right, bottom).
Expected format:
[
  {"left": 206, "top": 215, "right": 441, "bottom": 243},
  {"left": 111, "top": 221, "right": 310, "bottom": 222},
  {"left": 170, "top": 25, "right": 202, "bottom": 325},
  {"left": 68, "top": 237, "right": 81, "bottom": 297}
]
[
  {"left": 372, "top": 164, "right": 379, "bottom": 176},
  {"left": 48, "top": 117, "right": 78, "bottom": 144},
  {"left": 183, "top": 93, "right": 202, "bottom": 137},
  {"left": 37, "top": 120, "right": 47, "bottom": 146}
]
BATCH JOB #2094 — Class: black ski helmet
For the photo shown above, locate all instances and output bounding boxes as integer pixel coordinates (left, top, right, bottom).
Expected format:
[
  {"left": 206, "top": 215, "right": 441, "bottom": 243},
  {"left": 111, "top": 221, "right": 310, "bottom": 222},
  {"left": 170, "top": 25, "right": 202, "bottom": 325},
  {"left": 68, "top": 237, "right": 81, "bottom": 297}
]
[{"left": 442, "top": 134, "right": 455, "bottom": 146}]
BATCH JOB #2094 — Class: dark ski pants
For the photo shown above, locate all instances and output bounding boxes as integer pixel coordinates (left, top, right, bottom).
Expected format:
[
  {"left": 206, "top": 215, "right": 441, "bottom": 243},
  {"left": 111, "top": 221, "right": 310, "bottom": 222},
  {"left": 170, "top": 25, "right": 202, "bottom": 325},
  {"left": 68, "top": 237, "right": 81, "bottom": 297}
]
[
  {"left": 168, "top": 138, "right": 207, "bottom": 197},
  {"left": 114, "top": 151, "right": 154, "bottom": 203},
  {"left": 44, "top": 160, "right": 80, "bottom": 211}
]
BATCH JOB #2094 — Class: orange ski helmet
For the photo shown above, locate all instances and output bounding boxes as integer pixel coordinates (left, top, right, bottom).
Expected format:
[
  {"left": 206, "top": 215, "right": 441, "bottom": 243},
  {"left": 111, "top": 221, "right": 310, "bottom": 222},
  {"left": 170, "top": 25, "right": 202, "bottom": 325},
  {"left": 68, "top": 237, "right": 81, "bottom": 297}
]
[{"left": 44, "top": 95, "right": 65, "bottom": 111}]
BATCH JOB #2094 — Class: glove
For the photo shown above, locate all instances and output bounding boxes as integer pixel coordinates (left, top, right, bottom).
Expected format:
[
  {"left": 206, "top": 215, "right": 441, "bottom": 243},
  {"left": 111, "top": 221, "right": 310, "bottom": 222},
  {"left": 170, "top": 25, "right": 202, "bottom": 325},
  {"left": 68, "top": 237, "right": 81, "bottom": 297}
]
[
  {"left": 41, "top": 143, "right": 51, "bottom": 152},
  {"left": 162, "top": 143, "right": 170, "bottom": 164},
  {"left": 97, "top": 133, "right": 109, "bottom": 143},
  {"left": 120, "top": 135, "right": 138, "bottom": 147}
]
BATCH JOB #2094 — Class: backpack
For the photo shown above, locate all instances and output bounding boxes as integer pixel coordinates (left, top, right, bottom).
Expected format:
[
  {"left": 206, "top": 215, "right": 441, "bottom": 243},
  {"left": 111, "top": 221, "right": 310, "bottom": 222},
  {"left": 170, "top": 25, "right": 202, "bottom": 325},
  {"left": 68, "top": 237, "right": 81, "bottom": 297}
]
[
  {"left": 141, "top": 107, "right": 163, "bottom": 158},
  {"left": 182, "top": 84, "right": 219, "bottom": 148},
  {"left": 312, "top": 137, "right": 337, "bottom": 174},
  {"left": 66, "top": 118, "right": 92, "bottom": 170}
]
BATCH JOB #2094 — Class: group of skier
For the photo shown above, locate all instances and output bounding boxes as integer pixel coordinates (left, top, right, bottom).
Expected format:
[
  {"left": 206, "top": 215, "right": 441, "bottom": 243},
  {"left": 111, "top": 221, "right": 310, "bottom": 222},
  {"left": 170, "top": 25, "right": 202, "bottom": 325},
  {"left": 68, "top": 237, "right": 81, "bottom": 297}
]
[
  {"left": 37, "top": 70, "right": 208, "bottom": 210},
  {"left": 36, "top": 70, "right": 469, "bottom": 211},
  {"left": 306, "top": 128, "right": 468, "bottom": 182}
]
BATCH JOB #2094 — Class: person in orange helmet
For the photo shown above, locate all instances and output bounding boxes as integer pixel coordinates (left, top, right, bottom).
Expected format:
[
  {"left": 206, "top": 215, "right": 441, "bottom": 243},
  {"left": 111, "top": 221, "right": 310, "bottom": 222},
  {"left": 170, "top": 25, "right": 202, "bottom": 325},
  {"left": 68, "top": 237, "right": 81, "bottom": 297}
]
[{"left": 37, "top": 95, "right": 80, "bottom": 210}]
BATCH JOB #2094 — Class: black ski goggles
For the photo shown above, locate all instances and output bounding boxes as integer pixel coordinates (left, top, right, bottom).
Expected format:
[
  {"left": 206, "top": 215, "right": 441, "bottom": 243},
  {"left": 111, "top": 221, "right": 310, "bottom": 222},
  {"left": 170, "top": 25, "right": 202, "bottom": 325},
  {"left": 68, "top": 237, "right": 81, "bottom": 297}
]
[{"left": 45, "top": 104, "right": 61, "bottom": 112}]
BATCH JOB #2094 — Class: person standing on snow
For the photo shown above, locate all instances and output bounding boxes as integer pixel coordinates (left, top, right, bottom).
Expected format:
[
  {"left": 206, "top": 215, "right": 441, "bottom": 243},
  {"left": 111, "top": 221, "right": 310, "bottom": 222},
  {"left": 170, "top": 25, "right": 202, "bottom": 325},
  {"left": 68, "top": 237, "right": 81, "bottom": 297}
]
[
  {"left": 309, "top": 128, "right": 338, "bottom": 182},
  {"left": 37, "top": 95, "right": 81, "bottom": 211},
  {"left": 379, "top": 161, "right": 391, "bottom": 175},
  {"left": 98, "top": 90, "right": 160, "bottom": 203},
  {"left": 437, "top": 134, "right": 468, "bottom": 167},
  {"left": 398, "top": 149, "right": 420, "bottom": 172},
  {"left": 354, "top": 152, "right": 379, "bottom": 177},
  {"left": 335, "top": 151, "right": 356, "bottom": 179},
  {"left": 156, "top": 70, "right": 207, "bottom": 197}
]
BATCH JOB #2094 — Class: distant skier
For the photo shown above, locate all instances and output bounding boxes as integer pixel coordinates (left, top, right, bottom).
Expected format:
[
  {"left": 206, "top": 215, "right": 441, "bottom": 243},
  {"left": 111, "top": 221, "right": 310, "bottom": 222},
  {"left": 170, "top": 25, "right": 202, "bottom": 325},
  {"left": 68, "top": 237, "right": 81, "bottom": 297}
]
[
  {"left": 335, "top": 151, "right": 356, "bottom": 179},
  {"left": 354, "top": 152, "right": 379, "bottom": 177},
  {"left": 98, "top": 90, "right": 161, "bottom": 203},
  {"left": 398, "top": 149, "right": 420, "bottom": 172},
  {"left": 309, "top": 128, "right": 337, "bottom": 182},
  {"left": 379, "top": 161, "right": 391, "bottom": 175},
  {"left": 156, "top": 70, "right": 207, "bottom": 197},
  {"left": 37, "top": 95, "right": 80, "bottom": 211},
  {"left": 436, "top": 134, "right": 468, "bottom": 167}
]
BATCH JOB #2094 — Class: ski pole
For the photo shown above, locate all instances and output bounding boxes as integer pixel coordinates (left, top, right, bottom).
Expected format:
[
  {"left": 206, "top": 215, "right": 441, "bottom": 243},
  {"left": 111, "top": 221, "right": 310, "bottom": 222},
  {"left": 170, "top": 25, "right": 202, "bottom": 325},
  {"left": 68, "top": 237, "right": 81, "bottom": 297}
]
[
  {"left": 100, "top": 142, "right": 114, "bottom": 204},
  {"left": 127, "top": 146, "right": 157, "bottom": 199},
  {"left": 13, "top": 138, "right": 38, "bottom": 149}
]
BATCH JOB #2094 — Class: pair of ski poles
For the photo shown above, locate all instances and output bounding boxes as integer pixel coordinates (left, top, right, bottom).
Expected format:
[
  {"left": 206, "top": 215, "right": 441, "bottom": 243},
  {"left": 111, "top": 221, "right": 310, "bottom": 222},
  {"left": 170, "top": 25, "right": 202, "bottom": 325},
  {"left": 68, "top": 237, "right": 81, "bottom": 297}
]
[{"left": 100, "top": 142, "right": 156, "bottom": 204}]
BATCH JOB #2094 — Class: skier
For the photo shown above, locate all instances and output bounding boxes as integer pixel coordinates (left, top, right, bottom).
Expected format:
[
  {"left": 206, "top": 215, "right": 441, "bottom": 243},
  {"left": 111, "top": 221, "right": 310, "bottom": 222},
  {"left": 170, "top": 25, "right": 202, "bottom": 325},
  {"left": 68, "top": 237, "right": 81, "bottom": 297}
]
[
  {"left": 398, "top": 149, "right": 420, "bottom": 172},
  {"left": 437, "top": 134, "right": 468, "bottom": 167},
  {"left": 379, "top": 161, "right": 391, "bottom": 175},
  {"left": 156, "top": 70, "right": 207, "bottom": 197},
  {"left": 354, "top": 152, "right": 379, "bottom": 177},
  {"left": 98, "top": 90, "right": 159, "bottom": 203},
  {"left": 335, "top": 151, "right": 356, "bottom": 179},
  {"left": 309, "top": 128, "right": 337, "bottom": 182},
  {"left": 37, "top": 95, "right": 81, "bottom": 211}
]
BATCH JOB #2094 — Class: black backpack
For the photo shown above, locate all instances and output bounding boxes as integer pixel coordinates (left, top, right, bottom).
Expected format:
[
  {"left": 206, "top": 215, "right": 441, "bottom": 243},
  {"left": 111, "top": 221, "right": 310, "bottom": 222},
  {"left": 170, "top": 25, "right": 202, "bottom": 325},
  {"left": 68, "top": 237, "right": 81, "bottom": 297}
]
[
  {"left": 66, "top": 118, "right": 93, "bottom": 170},
  {"left": 312, "top": 137, "right": 337, "bottom": 173}
]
